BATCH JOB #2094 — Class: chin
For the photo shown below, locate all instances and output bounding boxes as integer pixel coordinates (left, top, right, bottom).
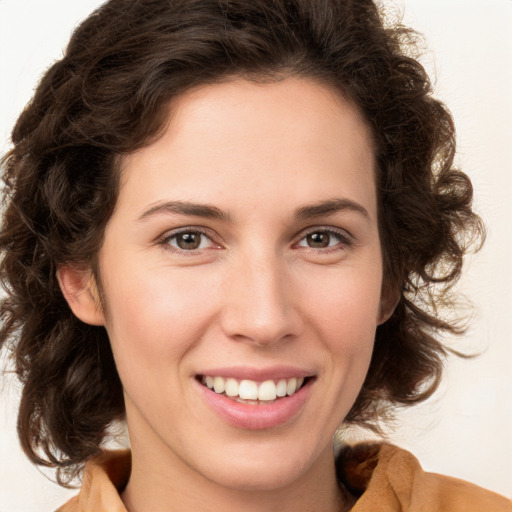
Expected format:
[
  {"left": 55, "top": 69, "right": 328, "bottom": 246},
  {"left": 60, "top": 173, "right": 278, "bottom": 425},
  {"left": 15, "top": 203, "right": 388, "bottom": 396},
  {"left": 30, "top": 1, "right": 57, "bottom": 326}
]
[
  {"left": 206, "top": 457, "right": 311, "bottom": 492},
  {"left": 188, "top": 434, "right": 329, "bottom": 493}
]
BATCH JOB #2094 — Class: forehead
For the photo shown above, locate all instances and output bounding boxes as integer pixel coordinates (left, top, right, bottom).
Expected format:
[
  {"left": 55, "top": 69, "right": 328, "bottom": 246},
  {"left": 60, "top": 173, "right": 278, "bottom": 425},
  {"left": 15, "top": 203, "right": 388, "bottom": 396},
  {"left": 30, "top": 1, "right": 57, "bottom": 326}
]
[{"left": 118, "top": 77, "right": 377, "bottom": 222}]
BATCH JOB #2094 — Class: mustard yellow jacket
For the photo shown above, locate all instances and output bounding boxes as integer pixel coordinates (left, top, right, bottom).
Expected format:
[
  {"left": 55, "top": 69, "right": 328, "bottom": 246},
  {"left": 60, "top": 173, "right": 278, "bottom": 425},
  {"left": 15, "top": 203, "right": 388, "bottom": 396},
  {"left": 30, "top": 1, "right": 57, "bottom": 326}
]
[{"left": 57, "top": 444, "right": 511, "bottom": 511}]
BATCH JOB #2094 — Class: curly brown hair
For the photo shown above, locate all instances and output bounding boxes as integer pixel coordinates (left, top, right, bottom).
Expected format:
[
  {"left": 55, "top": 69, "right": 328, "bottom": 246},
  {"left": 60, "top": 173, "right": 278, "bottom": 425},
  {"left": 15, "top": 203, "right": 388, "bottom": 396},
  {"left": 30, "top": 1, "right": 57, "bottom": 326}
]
[{"left": 0, "top": 0, "right": 484, "bottom": 484}]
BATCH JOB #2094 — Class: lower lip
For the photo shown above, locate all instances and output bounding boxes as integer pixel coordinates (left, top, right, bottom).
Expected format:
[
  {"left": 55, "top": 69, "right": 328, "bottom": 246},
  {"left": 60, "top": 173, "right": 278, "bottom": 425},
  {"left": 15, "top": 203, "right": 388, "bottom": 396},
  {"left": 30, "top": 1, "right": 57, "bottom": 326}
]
[{"left": 197, "top": 379, "right": 313, "bottom": 430}]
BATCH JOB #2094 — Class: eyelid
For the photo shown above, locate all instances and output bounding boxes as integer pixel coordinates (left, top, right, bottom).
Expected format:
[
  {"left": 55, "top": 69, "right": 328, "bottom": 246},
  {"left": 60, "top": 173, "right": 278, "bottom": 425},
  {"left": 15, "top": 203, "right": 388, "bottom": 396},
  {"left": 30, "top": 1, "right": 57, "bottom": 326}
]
[
  {"left": 157, "top": 226, "right": 222, "bottom": 253},
  {"left": 293, "top": 226, "right": 354, "bottom": 249},
  {"left": 155, "top": 225, "right": 354, "bottom": 254}
]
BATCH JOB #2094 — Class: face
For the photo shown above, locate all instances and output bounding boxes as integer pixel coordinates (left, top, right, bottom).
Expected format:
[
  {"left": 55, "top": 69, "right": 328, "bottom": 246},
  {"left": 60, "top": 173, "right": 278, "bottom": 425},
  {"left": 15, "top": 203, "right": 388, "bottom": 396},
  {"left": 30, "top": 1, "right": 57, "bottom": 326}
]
[{"left": 69, "top": 78, "right": 387, "bottom": 493}]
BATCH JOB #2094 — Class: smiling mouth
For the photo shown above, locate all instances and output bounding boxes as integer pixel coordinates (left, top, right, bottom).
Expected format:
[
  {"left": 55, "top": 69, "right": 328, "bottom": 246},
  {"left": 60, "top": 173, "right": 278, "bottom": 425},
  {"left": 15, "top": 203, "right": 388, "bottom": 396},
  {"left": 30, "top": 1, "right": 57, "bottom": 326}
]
[{"left": 198, "top": 375, "right": 310, "bottom": 404}]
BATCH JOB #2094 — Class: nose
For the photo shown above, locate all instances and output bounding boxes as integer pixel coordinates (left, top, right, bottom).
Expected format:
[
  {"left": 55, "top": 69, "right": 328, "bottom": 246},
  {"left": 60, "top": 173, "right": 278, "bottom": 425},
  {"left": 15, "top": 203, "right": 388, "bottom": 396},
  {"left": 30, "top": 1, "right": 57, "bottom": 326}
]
[{"left": 219, "top": 250, "right": 303, "bottom": 346}]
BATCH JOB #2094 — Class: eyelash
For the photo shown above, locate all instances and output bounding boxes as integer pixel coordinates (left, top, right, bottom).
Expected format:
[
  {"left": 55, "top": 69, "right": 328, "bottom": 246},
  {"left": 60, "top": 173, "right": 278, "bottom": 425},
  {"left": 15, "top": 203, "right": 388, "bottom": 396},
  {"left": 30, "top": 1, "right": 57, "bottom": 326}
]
[
  {"left": 158, "top": 227, "right": 219, "bottom": 255},
  {"left": 157, "top": 227, "right": 353, "bottom": 254},
  {"left": 294, "top": 227, "right": 353, "bottom": 253}
]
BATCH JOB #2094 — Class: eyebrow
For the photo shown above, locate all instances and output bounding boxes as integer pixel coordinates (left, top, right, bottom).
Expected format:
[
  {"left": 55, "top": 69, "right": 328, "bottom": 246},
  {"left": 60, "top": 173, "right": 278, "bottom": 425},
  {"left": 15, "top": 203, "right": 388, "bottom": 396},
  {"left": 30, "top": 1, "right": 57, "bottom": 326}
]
[
  {"left": 294, "top": 198, "right": 371, "bottom": 221},
  {"left": 137, "top": 197, "right": 370, "bottom": 223},
  {"left": 138, "top": 201, "right": 231, "bottom": 223}
]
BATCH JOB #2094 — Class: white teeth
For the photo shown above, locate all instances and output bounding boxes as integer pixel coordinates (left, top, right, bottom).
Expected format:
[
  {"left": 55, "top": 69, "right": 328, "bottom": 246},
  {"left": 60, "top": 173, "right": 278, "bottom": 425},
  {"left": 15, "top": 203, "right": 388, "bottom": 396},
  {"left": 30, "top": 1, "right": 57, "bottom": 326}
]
[
  {"left": 213, "top": 376, "right": 225, "bottom": 394},
  {"left": 225, "top": 378, "right": 239, "bottom": 397},
  {"left": 276, "top": 379, "right": 287, "bottom": 397},
  {"left": 239, "top": 380, "right": 258, "bottom": 400},
  {"left": 258, "top": 380, "right": 277, "bottom": 401},
  {"left": 202, "top": 375, "right": 307, "bottom": 401},
  {"left": 286, "top": 378, "right": 297, "bottom": 396}
]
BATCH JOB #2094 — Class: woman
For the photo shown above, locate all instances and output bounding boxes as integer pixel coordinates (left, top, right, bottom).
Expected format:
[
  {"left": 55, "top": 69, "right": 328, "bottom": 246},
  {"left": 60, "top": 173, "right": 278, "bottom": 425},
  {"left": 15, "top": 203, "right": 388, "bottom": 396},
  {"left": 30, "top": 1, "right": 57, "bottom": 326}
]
[{"left": 0, "top": 0, "right": 510, "bottom": 510}]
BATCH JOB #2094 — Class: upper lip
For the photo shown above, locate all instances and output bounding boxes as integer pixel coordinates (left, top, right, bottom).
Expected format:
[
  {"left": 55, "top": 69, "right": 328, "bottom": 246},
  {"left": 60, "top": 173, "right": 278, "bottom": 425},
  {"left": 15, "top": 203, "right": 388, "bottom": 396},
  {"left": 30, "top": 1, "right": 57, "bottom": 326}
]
[{"left": 196, "top": 365, "right": 315, "bottom": 382}]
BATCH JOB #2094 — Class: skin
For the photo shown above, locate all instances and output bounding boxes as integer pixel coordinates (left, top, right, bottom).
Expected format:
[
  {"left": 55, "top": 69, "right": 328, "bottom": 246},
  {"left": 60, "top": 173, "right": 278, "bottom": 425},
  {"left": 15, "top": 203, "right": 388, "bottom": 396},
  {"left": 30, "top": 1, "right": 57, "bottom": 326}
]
[{"left": 59, "top": 77, "right": 393, "bottom": 512}]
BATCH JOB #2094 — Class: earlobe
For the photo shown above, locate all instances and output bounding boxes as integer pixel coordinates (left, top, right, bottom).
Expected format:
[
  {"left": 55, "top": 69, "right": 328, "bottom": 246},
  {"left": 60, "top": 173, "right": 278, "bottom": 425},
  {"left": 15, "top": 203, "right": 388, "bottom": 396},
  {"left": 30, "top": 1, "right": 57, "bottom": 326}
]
[
  {"left": 377, "top": 288, "right": 400, "bottom": 325},
  {"left": 57, "top": 266, "right": 105, "bottom": 326}
]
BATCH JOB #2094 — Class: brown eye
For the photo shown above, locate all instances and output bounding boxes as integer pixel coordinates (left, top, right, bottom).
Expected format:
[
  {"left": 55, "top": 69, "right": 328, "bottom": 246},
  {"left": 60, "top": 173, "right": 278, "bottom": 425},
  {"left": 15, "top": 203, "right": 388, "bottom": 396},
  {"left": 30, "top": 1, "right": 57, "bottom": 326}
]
[
  {"left": 176, "top": 232, "right": 201, "bottom": 250},
  {"left": 166, "top": 231, "right": 214, "bottom": 251},
  {"left": 297, "top": 229, "right": 349, "bottom": 250},
  {"left": 306, "top": 232, "right": 330, "bottom": 248}
]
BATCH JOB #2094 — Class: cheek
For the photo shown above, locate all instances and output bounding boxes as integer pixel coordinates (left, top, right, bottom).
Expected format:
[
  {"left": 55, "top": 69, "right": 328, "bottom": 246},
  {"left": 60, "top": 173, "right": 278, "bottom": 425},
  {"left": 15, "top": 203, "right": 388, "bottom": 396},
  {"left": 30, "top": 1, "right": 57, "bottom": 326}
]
[
  {"left": 100, "top": 261, "right": 221, "bottom": 373},
  {"left": 299, "top": 259, "right": 383, "bottom": 330},
  {"left": 299, "top": 261, "right": 382, "bottom": 375}
]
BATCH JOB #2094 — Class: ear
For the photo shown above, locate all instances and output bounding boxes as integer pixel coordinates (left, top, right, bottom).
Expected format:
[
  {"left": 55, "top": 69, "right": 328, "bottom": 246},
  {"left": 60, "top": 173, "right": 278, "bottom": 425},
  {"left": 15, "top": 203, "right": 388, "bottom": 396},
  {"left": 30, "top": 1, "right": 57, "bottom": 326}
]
[
  {"left": 377, "top": 285, "right": 400, "bottom": 325},
  {"left": 57, "top": 266, "right": 105, "bottom": 326}
]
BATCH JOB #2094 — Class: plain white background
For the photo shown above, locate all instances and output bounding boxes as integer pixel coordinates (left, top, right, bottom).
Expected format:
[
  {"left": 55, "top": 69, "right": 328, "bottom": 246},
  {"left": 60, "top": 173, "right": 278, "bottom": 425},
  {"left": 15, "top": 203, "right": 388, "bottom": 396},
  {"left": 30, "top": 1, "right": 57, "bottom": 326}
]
[{"left": 0, "top": 0, "right": 511, "bottom": 509}]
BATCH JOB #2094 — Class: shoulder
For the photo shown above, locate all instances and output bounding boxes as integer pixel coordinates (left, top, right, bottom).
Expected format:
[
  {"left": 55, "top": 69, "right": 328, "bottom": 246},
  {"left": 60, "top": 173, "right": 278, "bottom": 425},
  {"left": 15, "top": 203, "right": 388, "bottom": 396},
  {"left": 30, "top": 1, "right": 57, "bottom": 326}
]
[{"left": 336, "top": 443, "right": 512, "bottom": 512}]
